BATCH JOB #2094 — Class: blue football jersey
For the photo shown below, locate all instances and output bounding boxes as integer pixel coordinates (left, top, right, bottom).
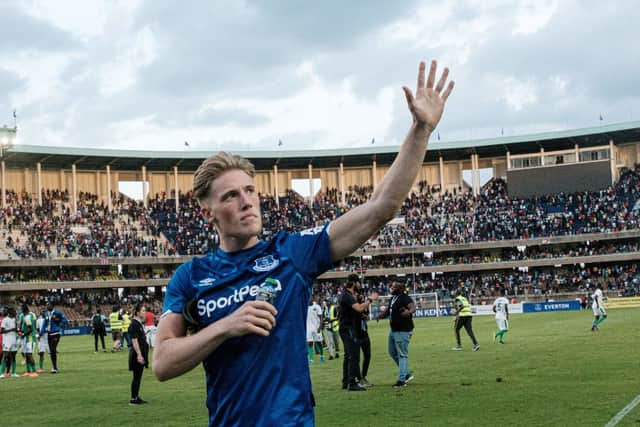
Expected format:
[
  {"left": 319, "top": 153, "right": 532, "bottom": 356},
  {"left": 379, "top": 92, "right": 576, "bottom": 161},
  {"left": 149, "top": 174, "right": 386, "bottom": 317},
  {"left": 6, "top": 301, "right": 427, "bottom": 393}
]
[{"left": 163, "top": 224, "right": 334, "bottom": 427}]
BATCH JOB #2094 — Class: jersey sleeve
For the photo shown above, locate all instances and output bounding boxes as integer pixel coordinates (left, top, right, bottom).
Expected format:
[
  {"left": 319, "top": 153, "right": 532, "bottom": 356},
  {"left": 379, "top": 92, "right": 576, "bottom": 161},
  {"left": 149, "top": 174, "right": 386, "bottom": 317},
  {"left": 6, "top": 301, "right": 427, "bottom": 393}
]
[
  {"left": 162, "top": 261, "right": 195, "bottom": 317},
  {"left": 281, "top": 223, "right": 334, "bottom": 278}
]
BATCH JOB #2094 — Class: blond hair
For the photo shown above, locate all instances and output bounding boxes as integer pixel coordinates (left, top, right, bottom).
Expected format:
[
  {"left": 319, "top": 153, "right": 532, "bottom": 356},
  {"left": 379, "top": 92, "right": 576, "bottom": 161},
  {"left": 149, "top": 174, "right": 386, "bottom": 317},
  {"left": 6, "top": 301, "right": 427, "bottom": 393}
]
[{"left": 193, "top": 152, "right": 255, "bottom": 205}]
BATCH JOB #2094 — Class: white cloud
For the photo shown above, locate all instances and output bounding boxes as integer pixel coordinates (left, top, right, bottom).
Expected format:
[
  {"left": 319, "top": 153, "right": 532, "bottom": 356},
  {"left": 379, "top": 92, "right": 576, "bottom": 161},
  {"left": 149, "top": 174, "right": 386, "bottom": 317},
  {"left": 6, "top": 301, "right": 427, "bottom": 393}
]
[
  {"left": 98, "top": 26, "right": 159, "bottom": 96},
  {"left": 21, "top": 0, "right": 142, "bottom": 42},
  {"left": 2, "top": 0, "right": 638, "bottom": 151},
  {"left": 500, "top": 76, "right": 538, "bottom": 111},
  {"left": 512, "top": 0, "right": 558, "bottom": 35}
]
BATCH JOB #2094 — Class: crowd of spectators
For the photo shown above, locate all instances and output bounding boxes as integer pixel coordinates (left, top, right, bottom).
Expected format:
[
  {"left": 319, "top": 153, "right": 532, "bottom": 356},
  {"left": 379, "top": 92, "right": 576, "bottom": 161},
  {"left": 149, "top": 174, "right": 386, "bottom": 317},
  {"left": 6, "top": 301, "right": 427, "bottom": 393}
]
[
  {"left": 333, "top": 239, "right": 640, "bottom": 271},
  {"left": 0, "top": 167, "right": 638, "bottom": 259},
  {"left": 314, "top": 261, "right": 640, "bottom": 305}
]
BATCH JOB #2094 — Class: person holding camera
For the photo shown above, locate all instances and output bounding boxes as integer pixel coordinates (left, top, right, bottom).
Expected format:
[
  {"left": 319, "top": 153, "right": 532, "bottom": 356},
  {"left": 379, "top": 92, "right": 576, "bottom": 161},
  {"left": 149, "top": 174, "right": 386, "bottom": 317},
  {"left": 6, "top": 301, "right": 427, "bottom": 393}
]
[
  {"left": 128, "top": 303, "right": 149, "bottom": 405},
  {"left": 41, "top": 302, "right": 68, "bottom": 373},
  {"left": 377, "top": 281, "right": 416, "bottom": 387},
  {"left": 339, "top": 274, "right": 376, "bottom": 391},
  {"left": 91, "top": 308, "right": 107, "bottom": 353},
  {"left": 356, "top": 290, "right": 373, "bottom": 387}
]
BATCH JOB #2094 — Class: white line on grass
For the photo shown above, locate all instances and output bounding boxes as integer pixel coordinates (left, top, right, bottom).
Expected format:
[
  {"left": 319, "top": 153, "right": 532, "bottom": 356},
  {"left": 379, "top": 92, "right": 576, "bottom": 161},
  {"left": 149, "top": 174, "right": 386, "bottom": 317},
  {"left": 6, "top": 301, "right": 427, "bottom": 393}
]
[{"left": 605, "top": 394, "right": 640, "bottom": 427}]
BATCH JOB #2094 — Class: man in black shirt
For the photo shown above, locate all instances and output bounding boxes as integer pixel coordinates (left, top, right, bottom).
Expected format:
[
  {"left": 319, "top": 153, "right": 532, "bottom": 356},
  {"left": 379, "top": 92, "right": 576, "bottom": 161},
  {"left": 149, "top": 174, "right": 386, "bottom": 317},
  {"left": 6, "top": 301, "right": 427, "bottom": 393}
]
[
  {"left": 339, "top": 274, "right": 373, "bottom": 391},
  {"left": 377, "top": 281, "right": 416, "bottom": 387}
]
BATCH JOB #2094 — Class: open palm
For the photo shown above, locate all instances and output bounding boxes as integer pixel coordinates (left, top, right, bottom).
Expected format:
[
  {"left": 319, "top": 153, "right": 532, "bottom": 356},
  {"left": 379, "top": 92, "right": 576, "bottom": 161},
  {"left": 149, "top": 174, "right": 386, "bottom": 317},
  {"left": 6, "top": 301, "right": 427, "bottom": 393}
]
[{"left": 403, "top": 60, "right": 454, "bottom": 131}]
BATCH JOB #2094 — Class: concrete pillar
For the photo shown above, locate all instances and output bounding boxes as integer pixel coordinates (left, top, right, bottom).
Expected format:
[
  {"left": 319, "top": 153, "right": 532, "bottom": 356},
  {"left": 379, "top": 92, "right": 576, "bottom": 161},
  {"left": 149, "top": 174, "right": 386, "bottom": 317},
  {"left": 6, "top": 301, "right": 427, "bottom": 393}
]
[
  {"left": 273, "top": 164, "right": 279, "bottom": 208},
  {"left": 71, "top": 164, "right": 77, "bottom": 215},
  {"left": 339, "top": 163, "right": 345, "bottom": 206},
  {"left": 575, "top": 144, "right": 579, "bottom": 163},
  {"left": 540, "top": 148, "right": 545, "bottom": 166},
  {"left": 174, "top": 166, "right": 179, "bottom": 213},
  {"left": 506, "top": 152, "right": 511, "bottom": 170},
  {"left": 36, "top": 162, "right": 42, "bottom": 207},
  {"left": 610, "top": 140, "right": 616, "bottom": 185},
  {"left": 96, "top": 171, "right": 101, "bottom": 203},
  {"left": 106, "top": 165, "right": 112, "bottom": 212},
  {"left": 439, "top": 156, "right": 445, "bottom": 196},
  {"left": 308, "top": 163, "right": 313, "bottom": 206},
  {"left": 1, "top": 161, "right": 5, "bottom": 209},
  {"left": 372, "top": 160, "right": 377, "bottom": 190},
  {"left": 470, "top": 154, "right": 478, "bottom": 197},
  {"left": 142, "top": 166, "right": 148, "bottom": 208}
]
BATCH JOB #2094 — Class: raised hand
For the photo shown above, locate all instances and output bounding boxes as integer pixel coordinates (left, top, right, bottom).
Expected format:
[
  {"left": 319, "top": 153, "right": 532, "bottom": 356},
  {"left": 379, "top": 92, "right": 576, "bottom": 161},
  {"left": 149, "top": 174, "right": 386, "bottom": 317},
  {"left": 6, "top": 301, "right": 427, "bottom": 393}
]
[{"left": 402, "top": 60, "right": 454, "bottom": 132}]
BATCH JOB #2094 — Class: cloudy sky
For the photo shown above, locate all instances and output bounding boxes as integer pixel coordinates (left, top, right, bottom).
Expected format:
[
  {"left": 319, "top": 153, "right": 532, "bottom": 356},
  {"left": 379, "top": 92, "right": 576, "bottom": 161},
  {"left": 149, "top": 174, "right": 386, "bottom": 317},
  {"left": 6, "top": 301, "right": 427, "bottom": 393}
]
[{"left": 1, "top": 0, "right": 639, "bottom": 152}]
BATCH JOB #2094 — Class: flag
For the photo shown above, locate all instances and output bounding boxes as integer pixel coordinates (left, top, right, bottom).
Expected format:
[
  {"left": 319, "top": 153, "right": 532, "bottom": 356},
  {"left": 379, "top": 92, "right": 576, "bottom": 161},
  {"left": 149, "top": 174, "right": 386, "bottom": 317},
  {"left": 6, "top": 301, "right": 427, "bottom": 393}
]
[
  {"left": 13, "top": 109, "right": 16, "bottom": 119},
  {"left": 371, "top": 138, "right": 375, "bottom": 144},
  {"left": 599, "top": 114, "right": 603, "bottom": 121},
  {"left": 184, "top": 141, "right": 190, "bottom": 146},
  {"left": 501, "top": 128, "right": 504, "bottom": 136},
  {"left": 278, "top": 140, "right": 283, "bottom": 146},
  {"left": 437, "top": 132, "right": 441, "bottom": 141}
]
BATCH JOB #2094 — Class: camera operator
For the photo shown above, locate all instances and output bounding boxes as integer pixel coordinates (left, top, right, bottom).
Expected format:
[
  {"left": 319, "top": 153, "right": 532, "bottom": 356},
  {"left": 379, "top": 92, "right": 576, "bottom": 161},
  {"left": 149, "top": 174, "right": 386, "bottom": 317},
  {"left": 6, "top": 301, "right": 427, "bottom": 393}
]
[
  {"left": 339, "top": 274, "right": 375, "bottom": 391},
  {"left": 356, "top": 289, "right": 372, "bottom": 387},
  {"left": 377, "top": 281, "right": 415, "bottom": 387}
]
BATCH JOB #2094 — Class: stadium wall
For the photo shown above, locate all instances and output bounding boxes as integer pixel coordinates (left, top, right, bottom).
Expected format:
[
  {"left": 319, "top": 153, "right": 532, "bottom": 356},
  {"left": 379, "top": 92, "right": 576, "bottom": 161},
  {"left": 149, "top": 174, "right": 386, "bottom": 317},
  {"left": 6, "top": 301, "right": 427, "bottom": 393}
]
[{"left": 3, "top": 141, "right": 639, "bottom": 200}]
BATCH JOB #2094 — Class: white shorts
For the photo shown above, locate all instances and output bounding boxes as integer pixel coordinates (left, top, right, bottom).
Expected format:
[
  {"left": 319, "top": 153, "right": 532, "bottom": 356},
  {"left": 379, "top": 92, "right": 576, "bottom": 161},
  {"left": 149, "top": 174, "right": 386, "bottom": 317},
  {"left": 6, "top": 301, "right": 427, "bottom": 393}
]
[
  {"left": 306, "top": 330, "right": 323, "bottom": 343},
  {"left": 3, "top": 336, "right": 17, "bottom": 352},
  {"left": 592, "top": 305, "right": 606, "bottom": 317},
  {"left": 145, "top": 325, "right": 157, "bottom": 347},
  {"left": 21, "top": 340, "right": 34, "bottom": 354},
  {"left": 38, "top": 336, "right": 50, "bottom": 353},
  {"left": 495, "top": 318, "right": 509, "bottom": 331}
]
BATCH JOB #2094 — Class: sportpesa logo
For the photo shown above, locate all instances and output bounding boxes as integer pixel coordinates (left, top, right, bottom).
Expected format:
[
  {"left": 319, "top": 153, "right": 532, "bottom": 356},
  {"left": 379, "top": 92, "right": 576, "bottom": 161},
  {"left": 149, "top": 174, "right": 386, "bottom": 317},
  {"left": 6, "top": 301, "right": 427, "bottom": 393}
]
[{"left": 197, "top": 279, "right": 282, "bottom": 318}]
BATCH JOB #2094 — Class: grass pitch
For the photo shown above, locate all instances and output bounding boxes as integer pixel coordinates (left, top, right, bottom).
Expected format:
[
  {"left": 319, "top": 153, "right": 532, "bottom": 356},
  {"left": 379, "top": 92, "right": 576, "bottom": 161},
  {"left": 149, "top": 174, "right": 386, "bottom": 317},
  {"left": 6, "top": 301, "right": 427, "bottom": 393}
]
[{"left": 2, "top": 308, "right": 638, "bottom": 426}]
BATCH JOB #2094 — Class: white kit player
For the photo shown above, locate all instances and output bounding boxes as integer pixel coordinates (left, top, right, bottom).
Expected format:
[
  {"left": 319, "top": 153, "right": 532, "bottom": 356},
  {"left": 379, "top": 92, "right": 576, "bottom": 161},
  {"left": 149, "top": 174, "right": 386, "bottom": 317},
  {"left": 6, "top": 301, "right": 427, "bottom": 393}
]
[
  {"left": 591, "top": 284, "right": 607, "bottom": 332},
  {"left": 492, "top": 289, "right": 509, "bottom": 344},
  {"left": 306, "top": 296, "right": 324, "bottom": 364}
]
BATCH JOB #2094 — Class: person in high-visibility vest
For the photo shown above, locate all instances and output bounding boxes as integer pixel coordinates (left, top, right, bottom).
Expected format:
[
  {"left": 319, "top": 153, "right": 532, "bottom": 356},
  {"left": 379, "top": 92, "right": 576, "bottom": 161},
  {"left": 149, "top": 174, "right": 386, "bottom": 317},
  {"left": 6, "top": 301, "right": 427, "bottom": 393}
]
[
  {"left": 328, "top": 300, "right": 340, "bottom": 358},
  {"left": 451, "top": 289, "right": 479, "bottom": 351},
  {"left": 109, "top": 306, "right": 123, "bottom": 352}
]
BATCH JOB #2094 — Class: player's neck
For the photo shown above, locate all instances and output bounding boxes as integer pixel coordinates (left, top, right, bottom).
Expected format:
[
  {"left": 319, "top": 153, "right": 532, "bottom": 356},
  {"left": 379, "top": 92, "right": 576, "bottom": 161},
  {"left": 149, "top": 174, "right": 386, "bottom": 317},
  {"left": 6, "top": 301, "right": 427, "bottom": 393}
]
[{"left": 219, "top": 235, "right": 260, "bottom": 253}]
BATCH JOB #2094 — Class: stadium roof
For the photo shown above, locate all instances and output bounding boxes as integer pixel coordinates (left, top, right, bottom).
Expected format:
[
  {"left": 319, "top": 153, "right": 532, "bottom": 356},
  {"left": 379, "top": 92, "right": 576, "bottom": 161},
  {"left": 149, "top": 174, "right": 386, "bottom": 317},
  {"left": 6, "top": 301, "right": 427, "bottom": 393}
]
[{"left": 3, "top": 120, "right": 640, "bottom": 171}]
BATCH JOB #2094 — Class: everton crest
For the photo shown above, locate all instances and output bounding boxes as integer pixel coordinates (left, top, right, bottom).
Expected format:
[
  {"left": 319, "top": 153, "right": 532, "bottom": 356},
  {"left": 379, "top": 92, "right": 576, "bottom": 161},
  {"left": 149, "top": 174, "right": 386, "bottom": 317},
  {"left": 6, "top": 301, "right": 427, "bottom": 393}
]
[{"left": 252, "top": 255, "right": 280, "bottom": 272}]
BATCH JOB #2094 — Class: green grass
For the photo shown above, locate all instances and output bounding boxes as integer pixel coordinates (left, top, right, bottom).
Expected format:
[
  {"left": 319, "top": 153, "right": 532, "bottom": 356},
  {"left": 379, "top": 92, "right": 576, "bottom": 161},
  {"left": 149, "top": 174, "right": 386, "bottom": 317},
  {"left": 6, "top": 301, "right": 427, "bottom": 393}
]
[{"left": 2, "top": 309, "right": 638, "bottom": 426}]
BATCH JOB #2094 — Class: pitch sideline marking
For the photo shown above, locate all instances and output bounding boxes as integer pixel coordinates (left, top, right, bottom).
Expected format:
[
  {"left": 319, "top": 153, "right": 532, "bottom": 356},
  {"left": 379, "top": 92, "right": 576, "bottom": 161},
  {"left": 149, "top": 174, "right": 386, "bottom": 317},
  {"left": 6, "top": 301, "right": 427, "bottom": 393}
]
[{"left": 605, "top": 393, "right": 640, "bottom": 427}]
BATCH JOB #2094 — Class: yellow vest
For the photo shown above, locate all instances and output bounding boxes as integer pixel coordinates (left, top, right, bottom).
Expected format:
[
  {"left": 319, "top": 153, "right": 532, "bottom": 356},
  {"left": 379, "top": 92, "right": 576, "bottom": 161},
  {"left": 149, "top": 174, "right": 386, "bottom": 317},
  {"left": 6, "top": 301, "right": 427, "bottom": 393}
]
[
  {"left": 455, "top": 295, "right": 473, "bottom": 317},
  {"left": 109, "top": 312, "right": 123, "bottom": 331},
  {"left": 329, "top": 305, "right": 340, "bottom": 332},
  {"left": 122, "top": 313, "right": 131, "bottom": 331}
]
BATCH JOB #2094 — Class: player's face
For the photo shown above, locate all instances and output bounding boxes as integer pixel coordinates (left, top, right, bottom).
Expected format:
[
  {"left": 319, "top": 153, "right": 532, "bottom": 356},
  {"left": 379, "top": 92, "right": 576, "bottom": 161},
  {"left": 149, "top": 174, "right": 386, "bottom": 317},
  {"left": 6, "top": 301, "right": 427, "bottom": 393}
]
[{"left": 207, "top": 169, "right": 262, "bottom": 247}]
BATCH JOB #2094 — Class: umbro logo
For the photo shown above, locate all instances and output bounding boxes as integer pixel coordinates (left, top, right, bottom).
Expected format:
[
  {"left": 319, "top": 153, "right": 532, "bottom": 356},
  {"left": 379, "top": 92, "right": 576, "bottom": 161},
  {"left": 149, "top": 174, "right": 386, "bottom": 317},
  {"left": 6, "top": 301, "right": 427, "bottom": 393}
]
[{"left": 198, "top": 278, "right": 216, "bottom": 287}]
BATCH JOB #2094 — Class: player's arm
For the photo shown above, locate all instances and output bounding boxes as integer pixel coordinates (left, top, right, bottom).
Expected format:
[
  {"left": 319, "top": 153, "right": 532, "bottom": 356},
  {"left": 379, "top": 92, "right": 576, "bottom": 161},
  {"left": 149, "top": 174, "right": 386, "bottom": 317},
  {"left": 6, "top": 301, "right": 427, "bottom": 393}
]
[
  {"left": 505, "top": 303, "right": 509, "bottom": 319},
  {"left": 351, "top": 300, "right": 372, "bottom": 314},
  {"left": 492, "top": 304, "right": 497, "bottom": 313},
  {"left": 57, "top": 310, "right": 69, "bottom": 326},
  {"left": 131, "top": 336, "right": 145, "bottom": 364},
  {"left": 376, "top": 306, "right": 390, "bottom": 320},
  {"left": 400, "top": 302, "right": 416, "bottom": 317},
  {"left": 153, "top": 300, "right": 277, "bottom": 382},
  {"left": 328, "top": 60, "right": 454, "bottom": 262}
]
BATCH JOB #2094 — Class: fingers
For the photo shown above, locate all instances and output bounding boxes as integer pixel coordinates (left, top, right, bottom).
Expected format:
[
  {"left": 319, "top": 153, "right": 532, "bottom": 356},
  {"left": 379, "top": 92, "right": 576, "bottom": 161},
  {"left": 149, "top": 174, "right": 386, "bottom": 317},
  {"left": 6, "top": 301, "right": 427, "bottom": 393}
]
[
  {"left": 442, "top": 80, "right": 455, "bottom": 102},
  {"left": 426, "top": 59, "right": 437, "bottom": 89},
  {"left": 435, "top": 67, "right": 449, "bottom": 93},
  {"left": 250, "top": 300, "right": 278, "bottom": 317},
  {"left": 416, "top": 61, "right": 425, "bottom": 93},
  {"left": 228, "top": 301, "right": 277, "bottom": 337}
]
